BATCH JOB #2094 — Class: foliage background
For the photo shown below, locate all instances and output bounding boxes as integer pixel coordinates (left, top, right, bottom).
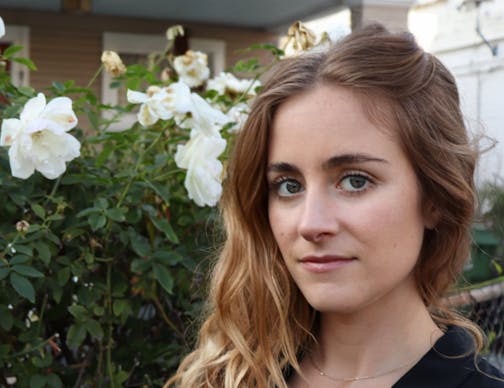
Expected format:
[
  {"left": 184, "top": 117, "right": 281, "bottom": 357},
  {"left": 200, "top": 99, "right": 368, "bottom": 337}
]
[{"left": 0, "top": 35, "right": 275, "bottom": 387}]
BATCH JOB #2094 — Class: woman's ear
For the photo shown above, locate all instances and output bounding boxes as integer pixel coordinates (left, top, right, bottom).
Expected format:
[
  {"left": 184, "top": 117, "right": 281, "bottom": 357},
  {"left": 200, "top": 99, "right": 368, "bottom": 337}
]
[{"left": 423, "top": 200, "right": 440, "bottom": 230}]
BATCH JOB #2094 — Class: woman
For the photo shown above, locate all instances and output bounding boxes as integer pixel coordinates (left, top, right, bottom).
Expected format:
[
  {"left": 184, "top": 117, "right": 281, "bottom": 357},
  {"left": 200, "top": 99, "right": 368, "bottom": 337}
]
[{"left": 167, "top": 24, "right": 504, "bottom": 387}]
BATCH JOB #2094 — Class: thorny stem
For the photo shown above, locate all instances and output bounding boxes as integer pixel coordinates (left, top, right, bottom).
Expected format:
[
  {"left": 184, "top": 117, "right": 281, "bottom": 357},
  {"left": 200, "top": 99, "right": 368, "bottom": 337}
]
[{"left": 152, "top": 294, "right": 184, "bottom": 339}]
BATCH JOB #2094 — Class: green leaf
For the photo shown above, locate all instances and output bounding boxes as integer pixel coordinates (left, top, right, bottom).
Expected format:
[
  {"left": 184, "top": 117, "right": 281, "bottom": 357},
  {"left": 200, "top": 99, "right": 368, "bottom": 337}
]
[
  {"left": 12, "top": 245, "right": 33, "bottom": 256},
  {"left": 76, "top": 207, "right": 101, "bottom": 218},
  {"left": 93, "top": 306, "right": 105, "bottom": 316},
  {"left": 105, "top": 208, "right": 126, "bottom": 222},
  {"left": 95, "top": 198, "right": 109, "bottom": 209},
  {"left": 52, "top": 286, "right": 63, "bottom": 303},
  {"left": 29, "top": 374, "right": 47, "bottom": 388},
  {"left": 66, "top": 323, "right": 87, "bottom": 348},
  {"left": 52, "top": 81, "right": 65, "bottom": 92},
  {"left": 68, "top": 305, "right": 88, "bottom": 321},
  {"left": 130, "top": 233, "right": 151, "bottom": 257},
  {"left": 131, "top": 258, "right": 152, "bottom": 273},
  {"left": 3, "top": 45, "right": 23, "bottom": 58},
  {"left": 47, "top": 213, "right": 64, "bottom": 221},
  {"left": 46, "top": 373, "right": 63, "bottom": 388},
  {"left": 12, "top": 264, "right": 44, "bottom": 278},
  {"left": 10, "top": 273, "right": 35, "bottom": 303},
  {"left": 85, "top": 319, "right": 104, "bottom": 339},
  {"left": 44, "top": 230, "right": 61, "bottom": 245},
  {"left": 114, "top": 370, "right": 129, "bottom": 385},
  {"left": 153, "top": 250, "right": 183, "bottom": 266},
  {"left": 144, "top": 179, "right": 171, "bottom": 205},
  {"left": 11, "top": 252, "right": 34, "bottom": 263},
  {"left": 95, "top": 143, "right": 114, "bottom": 167},
  {"left": 153, "top": 263, "right": 174, "bottom": 294},
  {"left": 56, "top": 267, "right": 70, "bottom": 286},
  {"left": 0, "top": 308, "right": 13, "bottom": 331},
  {"left": 148, "top": 215, "right": 179, "bottom": 244},
  {"left": 0, "top": 344, "right": 10, "bottom": 358},
  {"left": 31, "top": 352, "right": 53, "bottom": 368},
  {"left": 113, "top": 299, "right": 130, "bottom": 316},
  {"left": 31, "top": 204, "right": 46, "bottom": 219},
  {"left": 0, "top": 268, "right": 9, "bottom": 281},
  {"left": 88, "top": 214, "right": 107, "bottom": 231},
  {"left": 34, "top": 242, "right": 52, "bottom": 266},
  {"left": 17, "top": 86, "right": 36, "bottom": 97}
]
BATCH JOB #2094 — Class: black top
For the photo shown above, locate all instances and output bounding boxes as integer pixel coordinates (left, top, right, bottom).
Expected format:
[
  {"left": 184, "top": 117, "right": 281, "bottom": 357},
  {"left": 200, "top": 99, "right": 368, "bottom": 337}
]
[
  {"left": 393, "top": 326, "right": 504, "bottom": 387},
  {"left": 284, "top": 326, "right": 504, "bottom": 387}
]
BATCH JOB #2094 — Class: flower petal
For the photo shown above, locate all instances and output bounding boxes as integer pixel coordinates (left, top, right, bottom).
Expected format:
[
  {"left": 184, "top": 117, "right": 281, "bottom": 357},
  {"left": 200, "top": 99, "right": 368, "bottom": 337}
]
[
  {"left": 138, "top": 104, "right": 159, "bottom": 127},
  {"left": 9, "top": 141, "right": 35, "bottom": 179},
  {"left": 0, "top": 118, "right": 21, "bottom": 146},
  {"left": 20, "top": 93, "right": 46, "bottom": 123},
  {"left": 127, "top": 90, "right": 148, "bottom": 104},
  {"left": 42, "top": 97, "right": 78, "bottom": 132}
]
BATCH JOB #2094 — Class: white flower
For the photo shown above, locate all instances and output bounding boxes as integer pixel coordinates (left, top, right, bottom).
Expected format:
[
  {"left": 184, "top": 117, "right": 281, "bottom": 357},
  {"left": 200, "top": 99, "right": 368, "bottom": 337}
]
[
  {"left": 178, "top": 93, "right": 231, "bottom": 136},
  {"left": 101, "top": 50, "right": 126, "bottom": 77},
  {"left": 0, "top": 17, "right": 5, "bottom": 39},
  {"left": 175, "top": 132, "right": 226, "bottom": 207},
  {"left": 283, "top": 21, "right": 332, "bottom": 58},
  {"left": 127, "top": 82, "right": 192, "bottom": 127},
  {"left": 0, "top": 93, "right": 80, "bottom": 180},
  {"left": 166, "top": 25, "right": 184, "bottom": 41},
  {"left": 207, "top": 72, "right": 261, "bottom": 96},
  {"left": 173, "top": 50, "right": 210, "bottom": 88},
  {"left": 226, "top": 103, "right": 250, "bottom": 133}
]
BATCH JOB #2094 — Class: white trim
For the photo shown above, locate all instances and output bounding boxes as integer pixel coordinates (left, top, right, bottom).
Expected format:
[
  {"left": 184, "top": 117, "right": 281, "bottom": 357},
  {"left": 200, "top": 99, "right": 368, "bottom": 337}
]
[{"left": 0, "top": 25, "right": 30, "bottom": 87}]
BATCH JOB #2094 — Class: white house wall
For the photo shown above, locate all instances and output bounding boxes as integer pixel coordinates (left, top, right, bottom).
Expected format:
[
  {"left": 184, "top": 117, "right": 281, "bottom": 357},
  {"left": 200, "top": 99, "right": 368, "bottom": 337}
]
[{"left": 410, "top": 0, "right": 504, "bottom": 185}]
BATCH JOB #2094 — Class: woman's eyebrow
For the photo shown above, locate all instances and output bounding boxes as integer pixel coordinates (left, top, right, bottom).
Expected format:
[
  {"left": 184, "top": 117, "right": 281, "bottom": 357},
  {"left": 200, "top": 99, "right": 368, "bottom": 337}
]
[
  {"left": 266, "top": 162, "right": 300, "bottom": 174},
  {"left": 322, "top": 153, "right": 388, "bottom": 170}
]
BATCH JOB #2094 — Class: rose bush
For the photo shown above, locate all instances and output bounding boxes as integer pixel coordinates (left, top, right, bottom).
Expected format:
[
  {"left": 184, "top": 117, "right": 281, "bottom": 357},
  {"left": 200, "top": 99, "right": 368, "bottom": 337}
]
[{"left": 0, "top": 20, "right": 328, "bottom": 386}]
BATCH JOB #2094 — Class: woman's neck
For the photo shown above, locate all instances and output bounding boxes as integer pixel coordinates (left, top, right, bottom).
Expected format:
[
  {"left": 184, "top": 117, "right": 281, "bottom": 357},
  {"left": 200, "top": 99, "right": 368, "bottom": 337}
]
[{"left": 313, "top": 278, "right": 443, "bottom": 378}]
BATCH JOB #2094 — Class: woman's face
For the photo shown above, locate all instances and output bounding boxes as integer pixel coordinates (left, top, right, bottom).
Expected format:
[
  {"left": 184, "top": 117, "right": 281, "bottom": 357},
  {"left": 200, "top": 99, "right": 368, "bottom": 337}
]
[{"left": 267, "top": 85, "right": 434, "bottom": 314}]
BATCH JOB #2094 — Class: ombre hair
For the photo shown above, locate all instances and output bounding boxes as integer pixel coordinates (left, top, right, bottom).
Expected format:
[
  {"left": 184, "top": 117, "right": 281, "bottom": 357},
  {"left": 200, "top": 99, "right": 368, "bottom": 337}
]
[{"left": 167, "top": 23, "right": 481, "bottom": 387}]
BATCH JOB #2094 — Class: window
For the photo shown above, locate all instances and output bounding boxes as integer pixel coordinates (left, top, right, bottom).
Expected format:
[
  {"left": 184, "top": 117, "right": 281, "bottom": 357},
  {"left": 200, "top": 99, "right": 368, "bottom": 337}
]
[
  {"left": 0, "top": 25, "right": 30, "bottom": 87},
  {"left": 101, "top": 32, "right": 225, "bottom": 131}
]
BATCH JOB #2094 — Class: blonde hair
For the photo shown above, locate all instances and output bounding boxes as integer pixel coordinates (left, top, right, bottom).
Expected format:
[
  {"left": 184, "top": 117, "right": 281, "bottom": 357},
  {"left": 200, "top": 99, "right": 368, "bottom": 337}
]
[{"left": 167, "top": 24, "right": 482, "bottom": 387}]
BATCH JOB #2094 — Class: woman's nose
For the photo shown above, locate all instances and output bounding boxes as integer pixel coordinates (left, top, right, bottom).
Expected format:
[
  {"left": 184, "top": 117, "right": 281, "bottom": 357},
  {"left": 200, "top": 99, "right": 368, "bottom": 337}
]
[{"left": 298, "top": 190, "right": 339, "bottom": 242}]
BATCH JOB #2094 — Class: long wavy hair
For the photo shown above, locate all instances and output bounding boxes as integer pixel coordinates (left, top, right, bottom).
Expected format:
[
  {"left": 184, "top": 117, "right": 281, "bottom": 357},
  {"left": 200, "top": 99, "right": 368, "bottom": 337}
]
[{"left": 167, "top": 23, "right": 480, "bottom": 387}]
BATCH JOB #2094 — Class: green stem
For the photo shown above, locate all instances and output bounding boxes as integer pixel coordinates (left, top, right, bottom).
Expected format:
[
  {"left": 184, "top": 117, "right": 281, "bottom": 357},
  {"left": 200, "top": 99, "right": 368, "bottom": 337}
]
[
  {"left": 106, "top": 261, "right": 115, "bottom": 386},
  {"left": 36, "top": 294, "right": 48, "bottom": 337},
  {"left": 88, "top": 65, "right": 104, "bottom": 89},
  {"left": 116, "top": 132, "right": 164, "bottom": 209},
  {"left": 44, "top": 175, "right": 62, "bottom": 207}
]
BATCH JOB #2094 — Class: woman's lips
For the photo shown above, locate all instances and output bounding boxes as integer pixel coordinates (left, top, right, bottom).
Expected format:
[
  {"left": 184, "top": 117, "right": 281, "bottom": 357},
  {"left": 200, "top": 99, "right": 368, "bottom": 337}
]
[{"left": 299, "top": 255, "right": 356, "bottom": 273}]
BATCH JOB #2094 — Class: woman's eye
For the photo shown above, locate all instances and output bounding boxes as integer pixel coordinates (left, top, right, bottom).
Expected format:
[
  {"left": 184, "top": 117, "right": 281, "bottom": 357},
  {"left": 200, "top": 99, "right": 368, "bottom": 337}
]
[
  {"left": 339, "top": 174, "right": 371, "bottom": 192},
  {"left": 276, "top": 179, "right": 304, "bottom": 197}
]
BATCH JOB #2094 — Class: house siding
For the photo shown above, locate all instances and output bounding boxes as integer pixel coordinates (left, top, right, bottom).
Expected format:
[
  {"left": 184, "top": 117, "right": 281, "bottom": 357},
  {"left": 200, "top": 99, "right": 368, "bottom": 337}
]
[{"left": 0, "top": 8, "right": 278, "bottom": 95}]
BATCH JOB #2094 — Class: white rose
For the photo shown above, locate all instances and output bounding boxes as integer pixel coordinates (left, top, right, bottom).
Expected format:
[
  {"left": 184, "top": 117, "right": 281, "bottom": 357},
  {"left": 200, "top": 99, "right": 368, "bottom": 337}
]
[
  {"left": 177, "top": 93, "right": 231, "bottom": 136},
  {"left": 0, "top": 17, "right": 5, "bottom": 39},
  {"left": 173, "top": 50, "right": 210, "bottom": 88},
  {"left": 0, "top": 93, "right": 80, "bottom": 179},
  {"left": 207, "top": 72, "right": 261, "bottom": 96},
  {"left": 127, "top": 81, "right": 193, "bottom": 127},
  {"left": 101, "top": 50, "right": 126, "bottom": 77},
  {"left": 226, "top": 103, "right": 250, "bottom": 133},
  {"left": 174, "top": 131, "right": 226, "bottom": 207}
]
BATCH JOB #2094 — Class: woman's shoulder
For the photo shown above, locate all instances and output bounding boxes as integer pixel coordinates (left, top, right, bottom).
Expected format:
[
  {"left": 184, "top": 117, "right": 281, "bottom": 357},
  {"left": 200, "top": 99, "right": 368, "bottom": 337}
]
[
  {"left": 394, "top": 326, "right": 504, "bottom": 387},
  {"left": 459, "top": 357, "right": 504, "bottom": 387}
]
